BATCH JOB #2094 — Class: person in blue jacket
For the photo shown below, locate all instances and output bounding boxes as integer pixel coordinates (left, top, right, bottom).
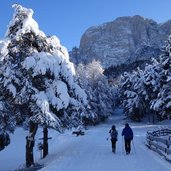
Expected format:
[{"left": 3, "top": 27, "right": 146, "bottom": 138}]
[{"left": 122, "top": 123, "right": 133, "bottom": 154}]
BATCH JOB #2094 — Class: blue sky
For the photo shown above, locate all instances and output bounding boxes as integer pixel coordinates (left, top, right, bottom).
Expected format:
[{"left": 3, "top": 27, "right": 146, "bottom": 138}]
[{"left": 0, "top": 0, "right": 171, "bottom": 51}]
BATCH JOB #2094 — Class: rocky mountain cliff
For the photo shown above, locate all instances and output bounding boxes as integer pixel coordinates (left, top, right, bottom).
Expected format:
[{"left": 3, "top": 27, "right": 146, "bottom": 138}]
[{"left": 70, "top": 15, "right": 171, "bottom": 68}]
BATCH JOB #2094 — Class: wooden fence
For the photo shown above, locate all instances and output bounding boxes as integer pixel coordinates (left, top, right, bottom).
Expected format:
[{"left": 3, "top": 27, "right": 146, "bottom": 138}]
[{"left": 146, "top": 128, "right": 171, "bottom": 163}]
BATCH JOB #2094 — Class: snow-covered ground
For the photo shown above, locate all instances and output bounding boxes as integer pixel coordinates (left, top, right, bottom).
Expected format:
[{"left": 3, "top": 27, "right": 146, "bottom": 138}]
[{"left": 0, "top": 108, "right": 171, "bottom": 171}]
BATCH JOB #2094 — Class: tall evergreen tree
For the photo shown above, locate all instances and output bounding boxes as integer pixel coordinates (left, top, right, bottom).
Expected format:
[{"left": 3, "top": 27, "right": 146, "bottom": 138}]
[
  {"left": 119, "top": 71, "right": 144, "bottom": 121},
  {"left": 119, "top": 36, "right": 171, "bottom": 122},
  {"left": 142, "top": 59, "right": 161, "bottom": 122},
  {"left": 151, "top": 36, "right": 171, "bottom": 119},
  {"left": 76, "top": 60, "right": 117, "bottom": 125},
  {"left": 0, "top": 4, "right": 87, "bottom": 166}
]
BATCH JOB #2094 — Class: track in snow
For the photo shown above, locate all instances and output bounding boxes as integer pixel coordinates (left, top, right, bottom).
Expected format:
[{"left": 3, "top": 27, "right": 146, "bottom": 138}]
[{"left": 39, "top": 108, "right": 171, "bottom": 171}]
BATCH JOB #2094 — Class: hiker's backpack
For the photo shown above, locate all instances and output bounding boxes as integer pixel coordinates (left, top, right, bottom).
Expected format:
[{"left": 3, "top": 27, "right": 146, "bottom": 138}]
[{"left": 110, "top": 129, "right": 118, "bottom": 140}]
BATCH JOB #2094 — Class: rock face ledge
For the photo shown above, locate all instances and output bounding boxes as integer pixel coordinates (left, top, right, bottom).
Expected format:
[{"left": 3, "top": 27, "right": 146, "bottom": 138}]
[{"left": 70, "top": 15, "right": 171, "bottom": 68}]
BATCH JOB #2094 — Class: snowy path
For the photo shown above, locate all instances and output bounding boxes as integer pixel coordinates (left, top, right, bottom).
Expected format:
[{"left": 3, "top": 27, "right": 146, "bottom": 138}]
[
  {"left": 0, "top": 108, "right": 171, "bottom": 171},
  {"left": 39, "top": 108, "right": 171, "bottom": 171}
]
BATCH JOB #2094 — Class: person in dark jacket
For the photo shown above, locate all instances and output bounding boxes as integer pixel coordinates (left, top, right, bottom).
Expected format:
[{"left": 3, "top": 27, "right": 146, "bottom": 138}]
[
  {"left": 109, "top": 125, "right": 118, "bottom": 153},
  {"left": 122, "top": 123, "right": 133, "bottom": 154}
]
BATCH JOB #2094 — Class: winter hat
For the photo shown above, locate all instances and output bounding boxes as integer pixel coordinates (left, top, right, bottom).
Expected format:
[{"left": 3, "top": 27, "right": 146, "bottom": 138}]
[
  {"left": 125, "top": 123, "right": 129, "bottom": 127},
  {"left": 112, "top": 125, "right": 115, "bottom": 129}
]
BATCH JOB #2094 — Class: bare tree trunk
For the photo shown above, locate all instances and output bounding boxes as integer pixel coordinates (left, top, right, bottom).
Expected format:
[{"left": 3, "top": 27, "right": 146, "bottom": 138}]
[
  {"left": 26, "top": 121, "right": 38, "bottom": 167},
  {"left": 43, "top": 126, "right": 48, "bottom": 158}
]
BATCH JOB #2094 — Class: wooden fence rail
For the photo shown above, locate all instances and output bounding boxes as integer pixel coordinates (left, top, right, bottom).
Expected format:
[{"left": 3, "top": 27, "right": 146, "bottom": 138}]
[{"left": 146, "top": 128, "right": 171, "bottom": 163}]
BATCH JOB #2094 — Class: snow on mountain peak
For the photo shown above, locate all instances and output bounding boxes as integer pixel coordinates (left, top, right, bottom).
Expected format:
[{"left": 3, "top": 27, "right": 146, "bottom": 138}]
[{"left": 70, "top": 16, "right": 171, "bottom": 68}]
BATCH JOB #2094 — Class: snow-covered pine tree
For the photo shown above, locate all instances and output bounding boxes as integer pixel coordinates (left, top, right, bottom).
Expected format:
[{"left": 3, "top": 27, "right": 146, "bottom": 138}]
[
  {"left": 141, "top": 59, "right": 161, "bottom": 122},
  {"left": 119, "top": 50, "right": 170, "bottom": 122},
  {"left": 69, "top": 46, "right": 80, "bottom": 65},
  {"left": 0, "top": 4, "right": 87, "bottom": 166},
  {"left": 119, "top": 72, "right": 137, "bottom": 119},
  {"left": 76, "top": 60, "right": 117, "bottom": 125},
  {"left": 151, "top": 35, "right": 171, "bottom": 120},
  {"left": 119, "top": 34, "right": 171, "bottom": 122},
  {"left": 119, "top": 71, "right": 145, "bottom": 121}
]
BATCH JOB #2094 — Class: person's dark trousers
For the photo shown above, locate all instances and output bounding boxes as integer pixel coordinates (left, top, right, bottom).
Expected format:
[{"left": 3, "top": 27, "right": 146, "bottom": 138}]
[
  {"left": 111, "top": 138, "right": 117, "bottom": 152},
  {"left": 125, "top": 139, "right": 131, "bottom": 154}
]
